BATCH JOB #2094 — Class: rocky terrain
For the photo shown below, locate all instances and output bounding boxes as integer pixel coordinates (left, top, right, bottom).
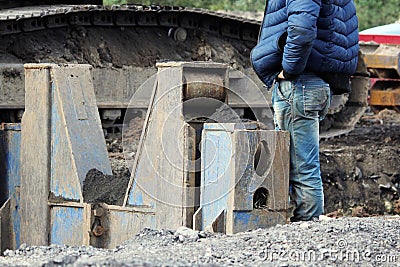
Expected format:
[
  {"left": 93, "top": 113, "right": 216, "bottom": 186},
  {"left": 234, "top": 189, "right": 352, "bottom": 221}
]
[{"left": 1, "top": 216, "right": 399, "bottom": 266}]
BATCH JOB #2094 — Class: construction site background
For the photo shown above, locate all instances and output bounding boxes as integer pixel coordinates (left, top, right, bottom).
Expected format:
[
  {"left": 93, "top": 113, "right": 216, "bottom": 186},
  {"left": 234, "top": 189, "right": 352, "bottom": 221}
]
[{"left": 103, "top": 0, "right": 400, "bottom": 30}]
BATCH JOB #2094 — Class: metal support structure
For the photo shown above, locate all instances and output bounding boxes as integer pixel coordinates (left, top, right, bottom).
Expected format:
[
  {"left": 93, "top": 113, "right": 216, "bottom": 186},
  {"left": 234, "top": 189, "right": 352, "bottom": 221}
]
[
  {"left": 361, "top": 42, "right": 400, "bottom": 112},
  {"left": 19, "top": 64, "right": 154, "bottom": 248},
  {"left": 1, "top": 62, "right": 290, "bottom": 250},
  {"left": 370, "top": 88, "right": 400, "bottom": 110},
  {"left": 20, "top": 63, "right": 111, "bottom": 246},
  {"left": 194, "top": 123, "right": 290, "bottom": 234},
  {"left": 362, "top": 48, "right": 400, "bottom": 77},
  {"left": 124, "top": 62, "right": 230, "bottom": 230},
  {"left": 0, "top": 123, "right": 21, "bottom": 252},
  {"left": 0, "top": 64, "right": 267, "bottom": 110}
]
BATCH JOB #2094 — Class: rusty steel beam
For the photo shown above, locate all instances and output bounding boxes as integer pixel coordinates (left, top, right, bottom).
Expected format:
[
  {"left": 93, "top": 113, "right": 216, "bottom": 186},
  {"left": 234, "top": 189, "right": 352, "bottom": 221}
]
[
  {"left": 364, "top": 53, "right": 400, "bottom": 77},
  {"left": 361, "top": 44, "right": 400, "bottom": 78},
  {"left": 370, "top": 88, "right": 400, "bottom": 107}
]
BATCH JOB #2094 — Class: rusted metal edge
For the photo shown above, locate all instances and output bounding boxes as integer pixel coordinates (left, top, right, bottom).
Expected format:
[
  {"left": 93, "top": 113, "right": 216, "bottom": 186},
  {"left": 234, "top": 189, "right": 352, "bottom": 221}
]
[
  {"left": 49, "top": 202, "right": 155, "bottom": 214},
  {"left": 0, "top": 122, "right": 20, "bottom": 130},
  {"left": 49, "top": 201, "right": 86, "bottom": 208},
  {"left": 23, "top": 63, "right": 54, "bottom": 69},
  {"left": 24, "top": 63, "right": 92, "bottom": 69},
  {"left": 156, "top": 61, "right": 228, "bottom": 69},
  {"left": 102, "top": 203, "right": 155, "bottom": 214}
]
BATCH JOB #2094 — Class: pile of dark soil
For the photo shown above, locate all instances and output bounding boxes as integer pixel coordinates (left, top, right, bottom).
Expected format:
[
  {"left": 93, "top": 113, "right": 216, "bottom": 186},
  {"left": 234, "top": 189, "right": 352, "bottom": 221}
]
[
  {"left": 321, "top": 109, "right": 400, "bottom": 216},
  {"left": 83, "top": 168, "right": 129, "bottom": 206},
  {"left": 0, "top": 26, "right": 252, "bottom": 70}
]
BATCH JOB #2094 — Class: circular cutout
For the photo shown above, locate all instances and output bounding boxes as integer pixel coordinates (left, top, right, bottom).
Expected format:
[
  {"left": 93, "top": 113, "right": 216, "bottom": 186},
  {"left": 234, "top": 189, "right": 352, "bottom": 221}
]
[
  {"left": 253, "top": 187, "right": 269, "bottom": 209},
  {"left": 253, "top": 140, "right": 271, "bottom": 177}
]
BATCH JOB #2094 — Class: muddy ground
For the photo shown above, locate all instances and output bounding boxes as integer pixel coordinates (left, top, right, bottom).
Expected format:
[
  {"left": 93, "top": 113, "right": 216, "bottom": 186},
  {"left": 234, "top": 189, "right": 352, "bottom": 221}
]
[
  {"left": 1, "top": 109, "right": 396, "bottom": 267},
  {"left": 321, "top": 109, "right": 400, "bottom": 216}
]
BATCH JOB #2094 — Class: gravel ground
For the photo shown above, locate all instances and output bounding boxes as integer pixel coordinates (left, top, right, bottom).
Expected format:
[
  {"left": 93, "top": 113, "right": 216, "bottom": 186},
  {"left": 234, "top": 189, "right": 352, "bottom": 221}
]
[{"left": 1, "top": 217, "right": 399, "bottom": 266}]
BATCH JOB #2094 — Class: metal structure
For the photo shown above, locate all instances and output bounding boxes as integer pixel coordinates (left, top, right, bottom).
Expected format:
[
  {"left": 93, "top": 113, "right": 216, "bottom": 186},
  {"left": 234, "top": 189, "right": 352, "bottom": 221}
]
[
  {"left": 194, "top": 123, "right": 289, "bottom": 234},
  {"left": 126, "top": 61, "right": 230, "bottom": 230},
  {"left": 20, "top": 63, "right": 112, "bottom": 246},
  {"left": 359, "top": 24, "right": 400, "bottom": 112},
  {"left": 0, "top": 3, "right": 261, "bottom": 124},
  {"left": 0, "top": 62, "right": 290, "bottom": 251},
  {"left": 17, "top": 64, "right": 154, "bottom": 249},
  {"left": 0, "top": 123, "right": 21, "bottom": 251},
  {"left": 359, "top": 42, "right": 400, "bottom": 112}
]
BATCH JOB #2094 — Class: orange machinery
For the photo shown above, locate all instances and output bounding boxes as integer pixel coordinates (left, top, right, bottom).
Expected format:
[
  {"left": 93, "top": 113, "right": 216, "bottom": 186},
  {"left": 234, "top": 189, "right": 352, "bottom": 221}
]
[{"left": 359, "top": 24, "right": 400, "bottom": 112}]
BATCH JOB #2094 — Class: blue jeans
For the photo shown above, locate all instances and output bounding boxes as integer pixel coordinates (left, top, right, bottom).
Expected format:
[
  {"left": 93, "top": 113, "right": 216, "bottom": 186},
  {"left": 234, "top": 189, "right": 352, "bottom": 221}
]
[{"left": 272, "top": 73, "right": 331, "bottom": 221}]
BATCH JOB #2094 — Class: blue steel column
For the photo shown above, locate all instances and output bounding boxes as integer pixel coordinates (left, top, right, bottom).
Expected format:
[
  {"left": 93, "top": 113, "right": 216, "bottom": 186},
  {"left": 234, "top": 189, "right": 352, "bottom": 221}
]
[{"left": 0, "top": 123, "right": 22, "bottom": 248}]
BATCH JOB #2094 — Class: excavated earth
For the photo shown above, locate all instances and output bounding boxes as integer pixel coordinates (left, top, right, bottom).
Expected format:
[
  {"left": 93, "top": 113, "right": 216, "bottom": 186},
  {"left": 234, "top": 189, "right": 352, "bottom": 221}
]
[
  {"left": 321, "top": 109, "right": 400, "bottom": 217},
  {"left": 0, "top": 26, "right": 253, "bottom": 70}
]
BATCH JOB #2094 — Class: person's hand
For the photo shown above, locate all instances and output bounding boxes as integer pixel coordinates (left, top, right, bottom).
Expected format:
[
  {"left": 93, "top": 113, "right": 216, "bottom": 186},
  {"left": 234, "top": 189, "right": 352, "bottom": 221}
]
[{"left": 278, "top": 70, "right": 285, "bottom": 80}]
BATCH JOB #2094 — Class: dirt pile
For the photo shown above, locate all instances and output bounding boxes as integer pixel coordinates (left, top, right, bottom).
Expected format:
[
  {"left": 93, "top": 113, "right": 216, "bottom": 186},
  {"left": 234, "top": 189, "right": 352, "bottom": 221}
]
[
  {"left": 83, "top": 116, "right": 146, "bottom": 205},
  {"left": 83, "top": 169, "right": 129, "bottom": 206},
  {"left": 321, "top": 109, "right": 400, "bottom": 216},
  {"left": 120, "top": 116, "right": 145, "bottom": 169},
  {"left": 106, "top": 132, "right": 132, "bottom": 178},
  {"left": 0, "top": 26, "right": 253, "bottom": 70}
]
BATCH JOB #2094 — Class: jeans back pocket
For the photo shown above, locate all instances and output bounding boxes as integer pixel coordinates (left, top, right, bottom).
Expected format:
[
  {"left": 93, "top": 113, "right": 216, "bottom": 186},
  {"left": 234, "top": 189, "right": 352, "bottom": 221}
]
[{"left": 302, "top": 80, "right": 331, "bottom": 119}]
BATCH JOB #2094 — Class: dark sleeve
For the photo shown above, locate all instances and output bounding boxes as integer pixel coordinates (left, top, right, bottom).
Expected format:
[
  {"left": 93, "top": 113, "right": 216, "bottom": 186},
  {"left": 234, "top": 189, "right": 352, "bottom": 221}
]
[{"left": 282, "top": 0, "right": 322, "bottom": 77}]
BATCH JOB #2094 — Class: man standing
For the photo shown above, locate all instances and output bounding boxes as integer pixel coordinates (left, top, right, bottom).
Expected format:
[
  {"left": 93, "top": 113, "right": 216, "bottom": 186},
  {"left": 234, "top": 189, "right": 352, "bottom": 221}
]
[{"left": 251, "top": 0, "right": 359, "bottom": 221}]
